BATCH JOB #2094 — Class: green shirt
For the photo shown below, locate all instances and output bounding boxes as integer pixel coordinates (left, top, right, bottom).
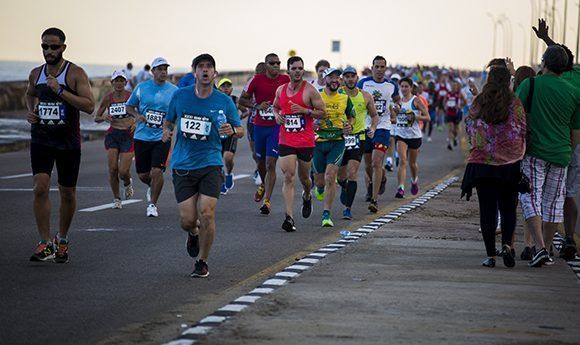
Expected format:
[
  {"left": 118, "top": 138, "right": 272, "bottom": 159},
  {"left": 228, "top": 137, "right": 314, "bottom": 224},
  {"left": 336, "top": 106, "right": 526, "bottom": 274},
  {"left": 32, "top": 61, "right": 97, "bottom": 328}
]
[
  {"left": 516, "top": 73, "right": 580, "bottom": 166},
  {"left": 561, "top": 67, "right": 580, "bottom": 130}
]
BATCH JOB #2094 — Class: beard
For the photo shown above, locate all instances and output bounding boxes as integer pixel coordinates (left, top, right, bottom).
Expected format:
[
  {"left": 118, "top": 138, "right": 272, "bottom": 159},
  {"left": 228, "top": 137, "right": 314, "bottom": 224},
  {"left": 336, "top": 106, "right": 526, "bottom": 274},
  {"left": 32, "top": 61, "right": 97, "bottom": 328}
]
[
  {"left": 328, "top": 83, "right": 339, "bottom": 92},
  {"left": 44, "top": 51, "right": 63, "bottom": 65}
]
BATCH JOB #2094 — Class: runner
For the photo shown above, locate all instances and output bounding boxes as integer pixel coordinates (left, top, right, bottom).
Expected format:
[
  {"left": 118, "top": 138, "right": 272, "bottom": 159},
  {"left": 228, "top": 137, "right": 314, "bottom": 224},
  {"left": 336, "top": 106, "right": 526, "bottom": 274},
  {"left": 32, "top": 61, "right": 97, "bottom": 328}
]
[
  {"left": 238, "top": 53, "right": 290, "bottom": 215},
  {"left": 244, "top": 62, "right": 266, "bottom": 186},
  {"left": 338, "top": 67, "right": 378, "bottom": 220},
  {"left": 163, "top": 53, "right": 244, "bottom": 277},
  {"left": 435, "top": 70, "right": 451, "bottom": 132},
  {"left": 126, "top": 57, "right": 178, "bottom": 217},
  {"left": 392, "top": 77, "right": 430, "bottom": 198},
  {"left": 217, "top": 77, "right": 240, "bottom": 194},
  {"left": 26, "top": 28, "right": 95, "bottom": 262},
  {"left": 273, "top": 56, "right": 325, "bottom": 231},
  {"left": 425, "top": 80, "right": 437, "bottom": 142},
  {"left": 357, "top": 56, "right": 399, "bottom": 213},
  {"left": 313, "top": 67, "right": 355, "bottom": 226},
  {"left": 443, "top": 79, "right": 467, "bottom": 150},
  {"left": 94, "top": 70, "right": 135, "bottom": 209},
  {"left": 311, "top": 59, "right": 330, "bottom": 90}
]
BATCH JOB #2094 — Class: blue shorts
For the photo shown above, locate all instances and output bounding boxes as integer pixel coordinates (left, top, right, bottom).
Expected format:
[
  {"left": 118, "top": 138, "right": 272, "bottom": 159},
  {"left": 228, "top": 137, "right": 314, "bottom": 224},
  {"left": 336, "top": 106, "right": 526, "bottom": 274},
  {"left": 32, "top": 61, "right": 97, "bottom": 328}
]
[
  {"left": 429, "top": 109, "right": 436, "bottom": 122},
  {"left": 247, "top": 117, "right": 255, "bottom": 142},
  {"left": 254, "top": 124, "right": 280, "bottom": 159},
  {"left": 373, "top": 129, "right": 390, "bottom": 152}
]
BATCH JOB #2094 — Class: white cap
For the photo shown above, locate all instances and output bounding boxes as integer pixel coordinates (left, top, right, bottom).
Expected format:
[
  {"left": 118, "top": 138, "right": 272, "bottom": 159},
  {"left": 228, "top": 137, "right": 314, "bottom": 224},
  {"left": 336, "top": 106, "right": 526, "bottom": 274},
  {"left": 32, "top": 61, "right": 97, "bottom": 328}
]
[
  {"left": 110, "top": 70, "right": 127, "bottom": 81},
  {"left": 323, "top": 67, "right": 342, "bottom": 78},
  {"left": 390, "top": 73, "right": 401, "bottom": 80},
  {"left": 151, "top": 57, "right": 170, "bottom": 69}
]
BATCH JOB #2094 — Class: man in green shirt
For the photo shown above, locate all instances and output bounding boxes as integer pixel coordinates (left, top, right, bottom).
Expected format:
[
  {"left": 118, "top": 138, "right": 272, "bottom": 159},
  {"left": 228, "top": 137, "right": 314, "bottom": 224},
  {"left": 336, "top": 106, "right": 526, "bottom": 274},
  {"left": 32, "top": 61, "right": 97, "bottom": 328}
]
[{"left": 516, "top": 45, "right": 580, "bottom": 267}]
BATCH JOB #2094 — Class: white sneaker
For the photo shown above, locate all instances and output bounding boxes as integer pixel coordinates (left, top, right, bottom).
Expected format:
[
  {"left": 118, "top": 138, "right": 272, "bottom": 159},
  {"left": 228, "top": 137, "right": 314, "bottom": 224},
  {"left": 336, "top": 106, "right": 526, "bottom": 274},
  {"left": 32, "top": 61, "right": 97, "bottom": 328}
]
[
  {"left": 146, "top": 187, "right": 151, "bottom": 203},
  {"left": 123, "top": 179, "right": 134, "bottom": 200},
  {"left": 427, "top": 137, "right": 432, "bottom": 142},
  {"left": 112, "top": 199, "right": 122, "bottom": 209},
  {"left": 253, "top": 171, "right": 262, "bottom": 186},
  {"left": 146, "top": 203, "right": 158, "bottom": 217}
]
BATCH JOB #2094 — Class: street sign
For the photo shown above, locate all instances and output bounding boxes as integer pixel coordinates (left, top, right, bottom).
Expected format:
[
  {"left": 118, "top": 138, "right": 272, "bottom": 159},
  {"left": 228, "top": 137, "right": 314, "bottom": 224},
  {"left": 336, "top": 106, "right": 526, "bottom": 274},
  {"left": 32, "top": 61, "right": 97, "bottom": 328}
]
[{"left": 331, "top": 40, "right": 341, "bottom": 53}]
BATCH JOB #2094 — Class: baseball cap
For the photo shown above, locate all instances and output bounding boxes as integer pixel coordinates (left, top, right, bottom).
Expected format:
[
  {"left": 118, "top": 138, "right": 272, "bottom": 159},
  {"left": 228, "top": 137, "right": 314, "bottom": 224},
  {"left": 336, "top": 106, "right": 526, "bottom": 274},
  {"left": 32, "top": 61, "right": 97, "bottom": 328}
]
[
  {"left": 217, "top": 78, "right": 233, "bottom": 88},
  {"left": 110, "top": 70, "right": 127, "bottom": 81},
  {"left": 151, "top": 57, "right": 170, "bottom": 69},
  {"left": 323, "top": 67, "right": 342, "bottom": 78},
  {"left": 342, "top": 66, "right": 357, "bottom": 75},
  {"left": 390, "top": 73, "right": 401, "bottom": 80}
]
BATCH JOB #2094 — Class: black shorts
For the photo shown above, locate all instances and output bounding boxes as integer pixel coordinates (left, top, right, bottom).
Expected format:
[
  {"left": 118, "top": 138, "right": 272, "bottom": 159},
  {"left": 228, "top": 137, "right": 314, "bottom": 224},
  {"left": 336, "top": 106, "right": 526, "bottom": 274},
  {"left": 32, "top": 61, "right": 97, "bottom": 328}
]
[
  {"left": 104, "top": 128, "right": 134, "bottom": 153},
  {"left": 30, "top": 143, "right": 81, "bottom": 187},
  {"left": 172, "top": 166, "right": 222, "bottom": 202},
  {"left": 363, "top": 131, "right": 374, "bottom": 154},
  {"left": 221, "top": 136, "right": 238, "bottom": 154},
  {"left": 341, "top": 145, "right": 364, "bottom": 166},
  {"left": 445, "top": 115, "right": 462, "bottom": 124},
  {"left": 134, "top": 139, "right": 171, "bottom": 174},
  {"left": 278, "top": 144, "right": 313, "bottom": 162},
  {"left": 395, "top": 136, "right": 422, "bottom": 150}
]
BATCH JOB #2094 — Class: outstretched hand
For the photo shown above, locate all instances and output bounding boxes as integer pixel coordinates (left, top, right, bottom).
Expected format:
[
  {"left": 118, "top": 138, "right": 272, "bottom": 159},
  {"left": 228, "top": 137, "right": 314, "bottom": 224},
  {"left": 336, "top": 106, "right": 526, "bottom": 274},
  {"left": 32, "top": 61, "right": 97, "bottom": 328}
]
[{"left": 532, "top": 18, "right": 549, "bottom": 40}]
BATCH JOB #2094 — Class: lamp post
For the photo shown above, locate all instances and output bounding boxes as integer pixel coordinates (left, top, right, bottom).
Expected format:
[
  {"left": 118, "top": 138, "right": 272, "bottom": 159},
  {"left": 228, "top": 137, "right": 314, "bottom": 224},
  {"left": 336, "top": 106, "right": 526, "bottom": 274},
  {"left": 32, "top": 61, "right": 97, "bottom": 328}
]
[
  {"left": 486, "top": 12, "right": 498, "bottom": 57},
  {"left": 518, "top": 23, "right": 528, "bottom": 66}
]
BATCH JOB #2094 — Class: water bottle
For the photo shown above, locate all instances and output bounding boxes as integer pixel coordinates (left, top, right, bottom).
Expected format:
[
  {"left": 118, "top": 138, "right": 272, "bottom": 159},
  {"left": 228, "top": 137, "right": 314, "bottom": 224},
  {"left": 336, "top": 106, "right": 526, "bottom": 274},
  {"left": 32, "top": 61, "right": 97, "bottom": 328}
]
[
  {"left": 218, "top": 110, "right": 228, "bottom": 139},
  {"left": 340, "top": 230, "right": 351, "bottom": 238}
]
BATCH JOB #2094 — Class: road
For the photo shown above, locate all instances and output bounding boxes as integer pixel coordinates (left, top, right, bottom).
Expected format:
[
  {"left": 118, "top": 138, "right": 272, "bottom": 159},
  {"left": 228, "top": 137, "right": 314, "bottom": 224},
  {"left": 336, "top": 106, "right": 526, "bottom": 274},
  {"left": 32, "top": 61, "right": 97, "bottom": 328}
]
[{"left": 0, "top": 127, "right": 464, "bottom": 345}]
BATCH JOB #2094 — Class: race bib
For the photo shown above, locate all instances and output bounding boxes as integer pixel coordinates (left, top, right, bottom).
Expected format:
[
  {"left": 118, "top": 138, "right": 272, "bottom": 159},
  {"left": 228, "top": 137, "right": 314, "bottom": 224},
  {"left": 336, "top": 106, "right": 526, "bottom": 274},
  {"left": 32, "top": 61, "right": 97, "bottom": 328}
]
[
  {"left": 260, "top": 106, "right": 275, "bottom": 121},
  {"left": 145, "top": 110, "right": 165, "bottom": 128},
  {"left": 109, "top": 102, "right": 128, "bottom": 118},
  {"left": 375, "top": 99, "right": 387, "bottom": 116},
  {"left": 439, "top": 90, "right": 448, "bottom": 97},
  {"left": 181, "top": 113, "right": 211, "bottom": 140},
  {"left": 284, "top": 114, "right": 305, "bottom": 132},
  {"left": 396, "top": 111, "right": 412, "bottom": 127},
  {"left": 446, "top": 99, "right": 457, "bottom": 108},
  {"left": 38, "top": 102, "right": 66, "bottom": 125},
  {"left": 344, "top": 134, "right": 360, "bottom": 150}
]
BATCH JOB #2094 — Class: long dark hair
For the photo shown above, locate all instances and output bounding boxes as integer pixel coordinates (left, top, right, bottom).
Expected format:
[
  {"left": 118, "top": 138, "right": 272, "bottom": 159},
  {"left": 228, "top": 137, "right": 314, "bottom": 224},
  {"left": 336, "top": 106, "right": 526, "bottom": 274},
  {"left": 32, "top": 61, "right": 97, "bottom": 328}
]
[{"left": 471, "top": 67, "right": 513, "bottom": 124}]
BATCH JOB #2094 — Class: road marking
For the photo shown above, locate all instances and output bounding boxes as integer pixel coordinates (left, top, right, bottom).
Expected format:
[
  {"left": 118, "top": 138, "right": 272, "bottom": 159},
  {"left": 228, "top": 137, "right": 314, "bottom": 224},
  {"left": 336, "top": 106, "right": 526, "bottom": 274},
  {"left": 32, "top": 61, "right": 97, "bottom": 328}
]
[
  {"left": 79, "top": 199, "right": 142, "bottom": 212},
  {"left": 80, "top": 228, "right": 117, "bottom": 232},
  {"left": 0, "top": 173, "right": 33, "bottom": 179},
  {"left": 233, "top": 174, "right": 250, "bottom": 180}
]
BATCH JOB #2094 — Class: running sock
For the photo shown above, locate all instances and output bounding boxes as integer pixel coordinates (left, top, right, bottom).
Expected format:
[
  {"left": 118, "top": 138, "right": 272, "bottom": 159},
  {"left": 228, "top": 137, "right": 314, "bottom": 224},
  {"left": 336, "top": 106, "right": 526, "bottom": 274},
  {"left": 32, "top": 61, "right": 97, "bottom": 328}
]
[
  {"left": 56, "top": 233, "right": 68, "bottom": 242},
  {"left": 346, "top": 181, "right": 357, "bottom": 207},
  {"left": 398, "top": 184, "right": 405, "bottom": 190}
]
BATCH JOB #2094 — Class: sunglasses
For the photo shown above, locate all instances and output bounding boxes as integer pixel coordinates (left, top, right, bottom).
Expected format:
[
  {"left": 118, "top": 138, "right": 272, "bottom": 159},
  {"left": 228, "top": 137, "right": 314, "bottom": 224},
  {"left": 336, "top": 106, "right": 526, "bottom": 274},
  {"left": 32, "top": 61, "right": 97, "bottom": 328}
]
[
  {"left": 41, "top": 44, "right": 63, "bottom": 51},
  {"left": 268, "top": 61, "right": 281, "bottom": 66}
]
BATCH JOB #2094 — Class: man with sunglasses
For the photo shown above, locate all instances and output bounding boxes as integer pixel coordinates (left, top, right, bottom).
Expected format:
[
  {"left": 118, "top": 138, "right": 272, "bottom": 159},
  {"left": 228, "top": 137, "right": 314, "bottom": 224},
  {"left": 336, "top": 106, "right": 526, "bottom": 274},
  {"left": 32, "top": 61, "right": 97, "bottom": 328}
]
[
  {"left": 26, "top": 27, "right": 95, "bottom": 263},
  {"left": 239, "top": 53, "right": 290, "bottom": 215}
]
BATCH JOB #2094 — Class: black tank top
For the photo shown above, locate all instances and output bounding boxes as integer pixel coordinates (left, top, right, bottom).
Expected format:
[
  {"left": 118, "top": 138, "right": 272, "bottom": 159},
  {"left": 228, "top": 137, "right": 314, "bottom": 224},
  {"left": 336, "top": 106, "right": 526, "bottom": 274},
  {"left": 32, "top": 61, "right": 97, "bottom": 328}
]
[{"left": 32, "top": 61, "right": 81, "bottom": 150}]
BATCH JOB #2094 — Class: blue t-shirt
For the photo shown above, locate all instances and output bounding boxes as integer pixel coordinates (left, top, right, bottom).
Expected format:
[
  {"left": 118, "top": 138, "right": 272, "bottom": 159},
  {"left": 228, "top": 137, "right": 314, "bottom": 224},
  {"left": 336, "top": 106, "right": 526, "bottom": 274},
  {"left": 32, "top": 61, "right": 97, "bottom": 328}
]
[
  {"left": 177, "top": 73, "right": 196, "bottom": 88},
  {"left": 166, "top": 86, "right": 242, "bottom": 170},
  {"left": 126, "top": 80, "right": 178, "bottom": 142}
]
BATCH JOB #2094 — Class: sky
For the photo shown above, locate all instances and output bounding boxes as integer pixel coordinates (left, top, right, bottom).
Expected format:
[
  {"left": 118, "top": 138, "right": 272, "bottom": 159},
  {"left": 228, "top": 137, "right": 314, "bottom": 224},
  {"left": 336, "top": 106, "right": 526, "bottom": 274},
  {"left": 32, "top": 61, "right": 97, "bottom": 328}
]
[{"left": 1, "top": 0, "right": 578, "bottom": 72}]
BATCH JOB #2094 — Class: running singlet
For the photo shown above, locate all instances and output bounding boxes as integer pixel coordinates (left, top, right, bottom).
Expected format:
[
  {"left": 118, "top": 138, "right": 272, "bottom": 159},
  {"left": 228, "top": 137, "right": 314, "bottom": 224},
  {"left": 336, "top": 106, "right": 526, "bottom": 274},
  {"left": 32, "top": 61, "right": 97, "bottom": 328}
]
[
  {"left": 246, "top": 74, "right": 290, "bottom": 127},
  {"left": 436, "top": 82, "right": 451, "bottom": 101},
  {"left": 395, "top": 96, "right": 422, "bottom": 139},
  {"left": 32, "top": 62, "right": 81, "bottom": 150},
  {"left": 445, "top": 91, "right": 461, "bottom": 117},
  {"left": 166, "top": 86, "right": 242, "bottom": 170},
  {"left": 279, "top": 81, "right": 315, "bottom": 148},
  {"left": 341, "top": 87, "right": 366, "bottom": 151},
  {"left": 126, "top": 79, "right": 178, "bottom": 142},
  {"left": 357, "top": 77, "right": 399, "bottom": 131},
  {"left": 317, "top": 89, "right": 354, "bottom": 142}
]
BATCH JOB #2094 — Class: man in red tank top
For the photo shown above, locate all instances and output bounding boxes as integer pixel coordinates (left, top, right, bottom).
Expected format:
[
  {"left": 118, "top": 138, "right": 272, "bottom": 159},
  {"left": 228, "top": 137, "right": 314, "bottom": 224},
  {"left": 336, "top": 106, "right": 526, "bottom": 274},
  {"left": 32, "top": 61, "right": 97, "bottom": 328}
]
[{"left": 272, "top": 56, "right": 326, "bottom": 232}]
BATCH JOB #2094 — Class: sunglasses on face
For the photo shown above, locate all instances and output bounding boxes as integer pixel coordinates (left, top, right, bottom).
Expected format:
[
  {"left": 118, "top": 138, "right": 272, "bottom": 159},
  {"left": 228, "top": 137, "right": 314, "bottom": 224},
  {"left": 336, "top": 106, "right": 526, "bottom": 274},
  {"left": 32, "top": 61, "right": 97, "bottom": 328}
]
[
  {"left": 268, "top": 61, "right": 281, "bottom": 66},
  {"left": 41, "top": 44, "right": 63, "bottom": 51}
]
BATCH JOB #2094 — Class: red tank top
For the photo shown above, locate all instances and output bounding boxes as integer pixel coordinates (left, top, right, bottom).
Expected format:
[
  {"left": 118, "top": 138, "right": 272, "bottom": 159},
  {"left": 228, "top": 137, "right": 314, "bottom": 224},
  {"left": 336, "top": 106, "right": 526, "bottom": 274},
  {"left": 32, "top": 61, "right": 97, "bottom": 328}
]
[
  {"left": 279, "top": 81, "right": 315, "bottom": 148},
  {"left": 445, "top": 91, "right": 460, "bottom": 116}
]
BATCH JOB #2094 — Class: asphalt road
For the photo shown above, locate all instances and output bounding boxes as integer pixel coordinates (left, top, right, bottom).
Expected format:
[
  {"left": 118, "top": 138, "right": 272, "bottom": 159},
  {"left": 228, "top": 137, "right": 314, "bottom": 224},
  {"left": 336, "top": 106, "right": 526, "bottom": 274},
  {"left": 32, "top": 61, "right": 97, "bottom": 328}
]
[{"left": 0, "top": 126, "right": 464, "bottom": 345}]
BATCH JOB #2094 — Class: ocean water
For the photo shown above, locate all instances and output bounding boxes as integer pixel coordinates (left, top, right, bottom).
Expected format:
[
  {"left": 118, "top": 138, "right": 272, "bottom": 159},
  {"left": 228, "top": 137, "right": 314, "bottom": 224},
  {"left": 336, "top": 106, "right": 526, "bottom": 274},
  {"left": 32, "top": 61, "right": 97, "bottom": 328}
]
[{"left": 0, "top": 60, "right": 125, "bottom": 82}]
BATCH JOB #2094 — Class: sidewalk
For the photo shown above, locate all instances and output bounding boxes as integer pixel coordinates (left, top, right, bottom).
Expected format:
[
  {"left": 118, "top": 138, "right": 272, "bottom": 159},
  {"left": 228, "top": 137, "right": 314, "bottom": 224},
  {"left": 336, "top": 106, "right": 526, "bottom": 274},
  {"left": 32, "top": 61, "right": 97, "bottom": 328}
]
[{"left": 168, "top": 178, "right": 580, "bottom": 345}]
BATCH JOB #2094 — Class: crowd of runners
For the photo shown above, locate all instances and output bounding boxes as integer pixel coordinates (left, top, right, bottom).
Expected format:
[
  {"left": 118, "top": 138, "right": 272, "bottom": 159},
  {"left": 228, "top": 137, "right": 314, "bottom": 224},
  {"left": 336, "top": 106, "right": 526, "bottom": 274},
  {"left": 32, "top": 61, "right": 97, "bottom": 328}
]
[{"left": 24, "top": 19, "right": 579, "bottom": 277}]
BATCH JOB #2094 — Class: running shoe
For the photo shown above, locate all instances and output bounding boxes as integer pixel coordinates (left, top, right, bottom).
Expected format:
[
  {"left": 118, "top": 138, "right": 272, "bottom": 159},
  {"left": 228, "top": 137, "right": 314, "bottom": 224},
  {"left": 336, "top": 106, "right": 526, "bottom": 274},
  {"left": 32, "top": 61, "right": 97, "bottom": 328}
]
[
  {"left": 186, "top": 231, "right": 199, "bottom": 258},
  {"left": 453, "top": 138, "right": 458, "bottom": 147},
  {"left": 500, "top": 244, "right": 515, "bottom": 268},
  {"left": 314, "top": 187, "right": 325, "bottom": 201},
  {"left": 379, "top": 176, "right": 387, "bottom": 195},
  {"left": 259, "top": 200, "right": 271, "bottom": 215},
  {"left": 411, "top": 180, "right": 419, "bottom": 195},
  {"left": 437, "top": 125, "right": 443, "bottom": 131},
  {"left": 529, "top": 248, "right": 549, "bottom": 267},
  {"left": 282, "top": 214, "right": 297, "bottom": 232},
  {"left": 29, "top": 241, "right": 55, "bottom": 262},
  {"left": 253, "top": 170, "right": 262, "bottom": 186},
  {"left": 545, "top": 257, "right": 555, "bottom": 266},
  {"left": 560, "top": 236, "right": 578, "bottom": 261},
  {"left": 146, "top": 187, "right": 151, "bottom": 203},
  {"left": 395, "top": 187, "right": 405, "bottom": 199},
  {"left": 321, "top": 211, "right": 334, "bottom": 227},
  {"left": 53, "top": 235, "right": 69, "bottom": 264},
  {"left": 385, "top": 161, "right": 393, "bottom": 172},
  {"left": 427, "top": 137, "right": 432, "bottom": 142},
  {"left": 254, "top": 185, "right": 265, "bottom": 202},
  {"left": 447, "top": 144, "right": 453, "bottom": 151},
  {"left": 123, "top": 178, "right": 134, "bottom": 200},
  {"left": 301, "top": 191, "right": 312, "bottom": 218},
  {"left": 191, "top": 259, "right": 209, "bottom": 278},
  {"left": 520, "top": 246, "right": 533, "bottom": 261},
  {"left": 225, "top": 173, "right": 234, "bottom": 190},
  {"left": 481, "top": 258, "right": 496, "bottom": 268},
  {"left": 220, "top": 183, "right": 228, "bottom": 195},
  {"left": 395, "top": 153, "right": 399, "bottom": 167},
  {"left": 342, "top": 208, "right": 353, "bottom": 220},
  {"left": 368, "top": 200, "right": 378, "bottom": 213},
  {"left": 112, "top": 198, "right": 122, "bottom": 209},
  {"left": 147, "top": 203, "right": 158, "bottom": 217}
]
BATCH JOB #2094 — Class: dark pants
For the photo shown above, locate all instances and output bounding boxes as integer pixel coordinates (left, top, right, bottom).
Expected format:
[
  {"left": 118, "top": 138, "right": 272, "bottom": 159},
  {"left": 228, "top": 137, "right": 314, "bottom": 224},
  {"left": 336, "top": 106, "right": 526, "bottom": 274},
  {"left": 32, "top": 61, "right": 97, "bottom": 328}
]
[{"left": 475, "top": 179, "right": 518, "bottom": 257}]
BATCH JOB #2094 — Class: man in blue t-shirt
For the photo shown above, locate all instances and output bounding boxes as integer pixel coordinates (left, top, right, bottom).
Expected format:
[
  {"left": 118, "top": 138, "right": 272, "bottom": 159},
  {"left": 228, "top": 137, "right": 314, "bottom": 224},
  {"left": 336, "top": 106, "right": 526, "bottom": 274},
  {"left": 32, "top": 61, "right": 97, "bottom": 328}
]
[
  {"left": 177, "top": 58, "right": 197, "bottom": 88},
  {"left": 126, "top": 57, "right": 177, "bottom": 218},
  {"left": 163, "top": 53, "right": 244, "bottom": 278}
]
